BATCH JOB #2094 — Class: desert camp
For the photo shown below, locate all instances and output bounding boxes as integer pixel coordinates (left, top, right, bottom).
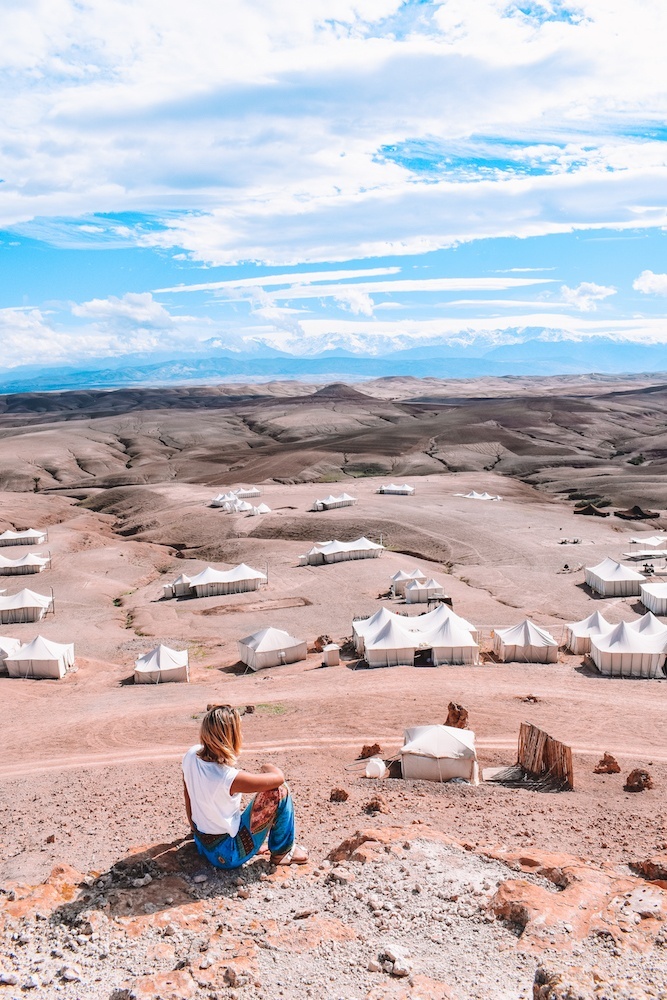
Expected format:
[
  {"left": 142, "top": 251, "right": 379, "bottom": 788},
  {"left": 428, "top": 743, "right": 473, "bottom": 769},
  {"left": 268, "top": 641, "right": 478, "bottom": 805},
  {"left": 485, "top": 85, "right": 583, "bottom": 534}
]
[{"left": 3, "top": 2, "right": 667, "bottom": 994}]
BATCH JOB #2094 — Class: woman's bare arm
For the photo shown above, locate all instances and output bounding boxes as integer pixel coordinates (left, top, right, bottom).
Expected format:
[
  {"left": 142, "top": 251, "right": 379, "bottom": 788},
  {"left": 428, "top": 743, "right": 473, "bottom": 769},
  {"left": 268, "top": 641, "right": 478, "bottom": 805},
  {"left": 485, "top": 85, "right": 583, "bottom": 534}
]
[
  {"left": 230, "top": 763, "right": 285, "bottom": 794},
  {"left": 183, "top": 778, "right": 195, "bottom": 831}
]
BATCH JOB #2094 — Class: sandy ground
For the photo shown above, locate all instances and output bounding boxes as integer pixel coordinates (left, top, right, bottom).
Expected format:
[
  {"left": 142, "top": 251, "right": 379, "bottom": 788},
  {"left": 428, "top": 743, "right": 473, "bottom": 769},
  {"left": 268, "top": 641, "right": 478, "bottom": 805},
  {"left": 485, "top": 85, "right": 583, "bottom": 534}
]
[{"left": 1, "top": 472, "right": 665, "bottom": 900}]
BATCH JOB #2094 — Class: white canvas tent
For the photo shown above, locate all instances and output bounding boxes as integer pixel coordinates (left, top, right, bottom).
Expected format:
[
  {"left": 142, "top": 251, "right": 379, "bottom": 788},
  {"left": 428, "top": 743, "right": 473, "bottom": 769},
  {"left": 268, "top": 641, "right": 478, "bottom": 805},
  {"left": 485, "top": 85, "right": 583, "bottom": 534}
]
[
  {"left": 354, "top": 603, "right": 479, "bottom": 654},
  {"left": 0, "top": 528, "right": 47, "bottom": 547},
  {"left": 162, "top": 574, "right": 192, "bottom": 599},
  {"left": 629, "top": 535, "right": 667, "bottom": 547},
  {"left": 0, "top": 588, "right": 53, "bottom": 624},
  {"left": 134, "top": 644, "right": 189, "bottom": 684},
  {"left": 585, "top": 558, "right": 645, "bottom": 597},
  {"left": 565, "top": 610, "right": 612, "bottom": 655},
  {"left": 238, "top": 627, "right": 307, "bottom": 671},
  {"left": 406, "top": 602, "right": 478, "bottom": 641},
  {"left": 234, "top": 486, "right": 262, "bottom": 499},
  {"left": 365, "top": 618, "right": 417, "bottom": 667},
  {"left": 353, "top": 606, "right": 396, "bottom": 653},
  {"left": 628, "top": 612, "right": 667, "bottom": 641},
  {"left": 590, "top": 621, "right": 666, "bottom": 679},
  {"left": 454, "top": 491, "right": 502, "bottom": 501},
  {"left": 390, "top": 567, "right": 427, "bottom": 597},
  {"left": 248, "top": 503, "right": 271, "bottom": 516},
  {"left": 210, "top": 492, "right": 237, "bottom": 507},
  {"left": 0, "top": 636, "right": 21, "bottom": 662},
  {"left": 5, "top": 635, "right": 74, "bottom": 679},
  {"left": 0, "top": 552, "right": 50, "bottom": 576},
  {"left": 640, "top": 582, "right": 667, "bottom": 616},
  {"left": 400, "top": 725, "right": 479, "bottom": 783},
  {"left": 493, "top": 619, "right": 558, "bottom": 663},
  {"left": 419, "top": 618, "right": 480, "bottom": 665},
  {"left": 378, "top": 483, "right": 414, "bottom": 495},
  {"left": 405, "top": 578, "right": 446, "bottom": 604},
  {"left": 364, "top": 614, "right": 479, "bottom": 667},
  {"left": 313, "top": 493, "right": 357, "bottom": 511},
  {"left": 303, "top": 537, "right": 383, "bottom": 565},
  {"left": 189, "top": 564, "right": 267, "bottom": 597},
  {"left": 623, "top": 549, "right": 667, "bottom": 561}
]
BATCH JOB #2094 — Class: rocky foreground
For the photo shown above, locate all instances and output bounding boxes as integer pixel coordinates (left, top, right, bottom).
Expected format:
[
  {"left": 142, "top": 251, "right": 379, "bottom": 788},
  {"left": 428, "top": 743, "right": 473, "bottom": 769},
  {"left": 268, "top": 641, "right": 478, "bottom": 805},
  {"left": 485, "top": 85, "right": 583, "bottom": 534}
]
[{"left": 1, "top": 827, "right": 666, "bottom": 1000}]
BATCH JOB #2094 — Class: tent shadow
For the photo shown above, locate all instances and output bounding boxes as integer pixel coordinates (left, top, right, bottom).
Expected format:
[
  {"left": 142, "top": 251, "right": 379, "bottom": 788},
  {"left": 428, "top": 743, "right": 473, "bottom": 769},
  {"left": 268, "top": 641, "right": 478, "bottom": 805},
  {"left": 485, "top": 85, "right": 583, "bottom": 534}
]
[
  {"left": 218, "top": 660, "right": 248, "bottom": 675},
  {"left": 118, "top": 673, "right": 136, "bottom": 686},
  {"left": 573, "top": 658, "right": 600, "bottom": 678},
  {"left": 49, "top": 836, "right": 275, "bottom": 927},
  {"left": 574, "top": 582, "right": 604, "bottom": 598}
]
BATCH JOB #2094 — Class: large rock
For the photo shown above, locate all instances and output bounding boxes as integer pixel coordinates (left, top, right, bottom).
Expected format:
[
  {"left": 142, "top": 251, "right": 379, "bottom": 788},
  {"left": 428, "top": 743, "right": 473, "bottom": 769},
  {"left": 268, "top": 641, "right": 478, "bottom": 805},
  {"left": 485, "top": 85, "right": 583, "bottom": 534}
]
[{"left": 488, "top": 848, "right": 667, "bottom": 951}]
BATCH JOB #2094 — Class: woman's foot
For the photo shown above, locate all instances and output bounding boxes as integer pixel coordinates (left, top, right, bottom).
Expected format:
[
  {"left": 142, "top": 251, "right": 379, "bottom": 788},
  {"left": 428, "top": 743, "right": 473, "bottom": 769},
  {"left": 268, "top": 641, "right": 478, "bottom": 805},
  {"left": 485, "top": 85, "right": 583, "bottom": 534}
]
[{"left": 270, "top": 844, "right": 308, "bottom": 865}]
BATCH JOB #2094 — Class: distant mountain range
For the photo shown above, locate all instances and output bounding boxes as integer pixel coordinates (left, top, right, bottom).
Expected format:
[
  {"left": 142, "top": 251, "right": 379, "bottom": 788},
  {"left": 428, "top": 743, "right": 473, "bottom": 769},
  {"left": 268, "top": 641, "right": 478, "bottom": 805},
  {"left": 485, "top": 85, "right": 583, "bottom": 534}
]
[{"left": 2, "top": 337, "right": 667, "bottom": 393}]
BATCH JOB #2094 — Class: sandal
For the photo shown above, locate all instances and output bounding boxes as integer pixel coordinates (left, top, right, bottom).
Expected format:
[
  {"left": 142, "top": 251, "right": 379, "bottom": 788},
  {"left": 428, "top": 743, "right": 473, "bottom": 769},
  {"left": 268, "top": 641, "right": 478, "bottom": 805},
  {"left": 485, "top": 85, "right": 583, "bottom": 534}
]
[{"left": 270, "top": 844, "right": 309, "bottom": 865}]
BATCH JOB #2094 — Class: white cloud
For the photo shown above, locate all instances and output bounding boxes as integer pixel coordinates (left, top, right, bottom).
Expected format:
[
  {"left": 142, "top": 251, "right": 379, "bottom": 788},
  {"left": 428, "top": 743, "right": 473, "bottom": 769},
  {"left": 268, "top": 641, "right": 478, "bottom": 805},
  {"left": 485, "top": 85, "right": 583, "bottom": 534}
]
[
  {"left": 72, "top": 292, "right": 176, "bottom": 327},
  {"left": 0, "top": 0, "right": 666, "bottom": 265},
  {"left": 332, "top": 289, "right": 375, "bottom": 315},
  {"left": 154, "top": 267, "right": 400, "bottom": 294},
  {"left": 633, "top": 270, "right": 667, "bottom": 296},
  {"left": 560, "top": 281, "right": 616, "bottom": 311}
]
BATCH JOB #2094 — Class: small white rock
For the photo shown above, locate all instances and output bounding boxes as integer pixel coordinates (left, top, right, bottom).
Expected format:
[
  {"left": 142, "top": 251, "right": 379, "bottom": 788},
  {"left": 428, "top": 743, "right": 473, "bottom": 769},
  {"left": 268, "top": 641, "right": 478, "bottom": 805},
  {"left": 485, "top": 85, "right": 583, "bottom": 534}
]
[
  {"left": 392, "top": 958, "right": 412, "bottom": 978},
  {"left": 61, "top": 966, "right": 82, "bottom": 982},
  {"left": 193, "top": 874, "right": 208, "bottom": 884},
  {"left": 0, "top": 972, "right": 19, "bottom": 986}
]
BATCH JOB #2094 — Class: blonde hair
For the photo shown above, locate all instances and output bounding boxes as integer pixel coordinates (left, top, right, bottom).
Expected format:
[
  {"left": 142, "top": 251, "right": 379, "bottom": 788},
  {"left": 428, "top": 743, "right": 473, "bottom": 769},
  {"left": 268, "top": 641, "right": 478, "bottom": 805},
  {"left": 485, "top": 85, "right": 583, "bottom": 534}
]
[{"left": 198, "top": 705, "right": 242, "bottom": 765}]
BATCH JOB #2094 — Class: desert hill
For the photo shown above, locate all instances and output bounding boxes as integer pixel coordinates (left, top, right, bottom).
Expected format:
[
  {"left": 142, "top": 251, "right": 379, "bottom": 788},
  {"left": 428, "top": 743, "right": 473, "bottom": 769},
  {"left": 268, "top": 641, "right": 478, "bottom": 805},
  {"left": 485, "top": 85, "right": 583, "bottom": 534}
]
[{"left": 0, "top": 375, "right": 665, "bottom": 510}]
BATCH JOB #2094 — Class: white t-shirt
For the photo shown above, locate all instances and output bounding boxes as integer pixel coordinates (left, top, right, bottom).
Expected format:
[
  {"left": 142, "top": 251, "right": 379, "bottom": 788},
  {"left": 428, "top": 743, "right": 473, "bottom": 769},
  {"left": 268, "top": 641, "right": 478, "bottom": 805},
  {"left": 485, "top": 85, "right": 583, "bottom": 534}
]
[{"left": 182, "top": 745, "right": 242, "bottom": 837}]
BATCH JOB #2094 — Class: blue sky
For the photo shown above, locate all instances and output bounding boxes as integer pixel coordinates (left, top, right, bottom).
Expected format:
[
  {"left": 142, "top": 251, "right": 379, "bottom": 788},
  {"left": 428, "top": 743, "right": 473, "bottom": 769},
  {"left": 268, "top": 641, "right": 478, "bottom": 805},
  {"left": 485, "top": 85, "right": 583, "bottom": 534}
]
[{"left": 0, "top": 0, "right": 666, "bottom": 367}]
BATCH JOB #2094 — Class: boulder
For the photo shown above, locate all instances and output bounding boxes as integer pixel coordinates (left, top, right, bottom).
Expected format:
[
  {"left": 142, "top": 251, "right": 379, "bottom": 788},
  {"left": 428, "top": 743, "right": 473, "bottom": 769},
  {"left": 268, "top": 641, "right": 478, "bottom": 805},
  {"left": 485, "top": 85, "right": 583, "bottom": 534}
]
[
  {"left": 625, "top": 768, "right": 653, "bottom": 792},
  {"left": 445, "top": 702, "right": 469, "bottom": 728},
  {"left": 593, "top": 752, "right": 621, "bottom": 774}
]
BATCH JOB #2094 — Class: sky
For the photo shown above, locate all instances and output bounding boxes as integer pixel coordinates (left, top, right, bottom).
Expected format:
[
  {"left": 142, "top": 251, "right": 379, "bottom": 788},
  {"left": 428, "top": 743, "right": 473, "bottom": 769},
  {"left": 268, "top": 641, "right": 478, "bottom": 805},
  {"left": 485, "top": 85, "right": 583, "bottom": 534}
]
[{"left": 1, "top": 0, "right": 667, "bottom": 368}]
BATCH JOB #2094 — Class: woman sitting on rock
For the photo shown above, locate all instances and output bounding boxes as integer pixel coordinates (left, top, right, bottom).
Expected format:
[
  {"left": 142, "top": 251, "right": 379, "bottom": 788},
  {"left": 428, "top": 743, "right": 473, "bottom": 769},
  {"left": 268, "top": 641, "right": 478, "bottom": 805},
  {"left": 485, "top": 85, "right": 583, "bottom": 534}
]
[{"left": 182, "top": 704, "right": 308, "bottom": 868}]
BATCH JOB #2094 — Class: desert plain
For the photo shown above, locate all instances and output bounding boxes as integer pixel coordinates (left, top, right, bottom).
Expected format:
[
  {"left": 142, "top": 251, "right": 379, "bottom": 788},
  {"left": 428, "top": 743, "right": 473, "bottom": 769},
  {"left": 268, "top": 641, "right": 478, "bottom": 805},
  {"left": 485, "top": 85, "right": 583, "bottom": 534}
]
[{"left": 0, "top": 375, "right": 666, "bottom": 1000}]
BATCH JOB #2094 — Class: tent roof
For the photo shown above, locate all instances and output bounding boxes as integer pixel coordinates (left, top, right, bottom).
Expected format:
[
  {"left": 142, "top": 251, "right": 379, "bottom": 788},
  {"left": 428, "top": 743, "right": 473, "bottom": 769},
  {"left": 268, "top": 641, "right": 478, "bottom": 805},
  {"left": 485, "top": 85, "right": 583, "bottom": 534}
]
[
  {"left": 135, "top": 644, "right": 188, "bottom": 670},
  {"left": 574, "top": 504, "right": 609, "bottom": 516},
  {"left": 0, "top": 552, "right": 48, "bottom": 567},
  {"left": 168, "top": 574, "right": 191, "bottom": 586},
  {"left": 365, "top": 618, "right": 416, "bottom": 650},
  {"left": 455, "top": 491, "right": 500, "bottom": 501},
  {"left": 189, "top": 564, "right": 266, "bottom": 586},
  {"left": 419, "top": 618, "right": 478, "bottom": 648},
  {"left": 254, "top": 503, "right": 271, "bottom": 514},
  {"left": 316, "top": 537, "right": 383, "bottom": 554},
  {"left": 0, "top": 636, "right": 21, "bottom": 655},
  {"left": 0, "top": 528, "right": 45, "bottom": 539},
  {"left": 391, "top": 567, "right": 426, "bottom": 582},
  {"left": 239, "top": 627, "right": 304, "bottom": 652},
  {"left": 567, "top": 610, "right": 612, "bottom": 636},
  {"left": 591, "top": 620, "right": 665, "bottom": 653},
  {"left": 616, "top": 505, "right": 660, "bottom": 519},
  {"left": 6, "top": 635, "right": 74, "bottom": 660},
  {"left": 401, "top": 724, "right": 476, "bottom": 759},
  {"left": 586, "top": 557, "right": 645, "bottom": 582},
  {"left": 628, "top": 612, "right": 667, "bottom": 637},
  {"left": 354, "top": 607, "right": 396, "bottom": 635},
  {"left": 0, "top": 588, "right": 52, "bottom": 609},
  {"left": 641, "top": 582, "right": 667, "bottom": 597},
  {"left": 405, "top": 603, "right": 476, "bottom": 634},
  {"left": 495, "top": 619, "right": 557, "bottom": 647},
  {"left": 630, "top": 535, "right": 667, "bottom": 546}
]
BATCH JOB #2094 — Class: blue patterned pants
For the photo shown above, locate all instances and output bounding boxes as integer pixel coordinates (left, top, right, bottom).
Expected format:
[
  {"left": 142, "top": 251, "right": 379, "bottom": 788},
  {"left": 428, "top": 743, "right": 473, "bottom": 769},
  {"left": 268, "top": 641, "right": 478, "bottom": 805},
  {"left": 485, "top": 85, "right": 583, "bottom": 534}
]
[{"left": 193, "top": 785, "right": 295, "bottom": 869}]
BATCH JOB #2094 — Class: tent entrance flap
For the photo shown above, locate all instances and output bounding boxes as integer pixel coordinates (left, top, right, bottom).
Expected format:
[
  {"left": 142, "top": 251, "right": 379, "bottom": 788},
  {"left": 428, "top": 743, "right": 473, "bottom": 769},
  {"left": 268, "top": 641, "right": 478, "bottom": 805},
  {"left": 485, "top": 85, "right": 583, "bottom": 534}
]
[{"left": 414, "top": 647, "right": 434, "bottom": 667}]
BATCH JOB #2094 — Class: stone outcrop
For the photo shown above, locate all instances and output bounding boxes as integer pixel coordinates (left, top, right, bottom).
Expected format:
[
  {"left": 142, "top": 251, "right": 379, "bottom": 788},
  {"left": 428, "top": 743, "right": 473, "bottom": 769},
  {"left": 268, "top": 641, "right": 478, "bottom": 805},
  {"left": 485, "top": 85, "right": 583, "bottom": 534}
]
[
  {"left": 445, "top": 702, "right": 469, "bottom": 728},
  {"left": 593, "top": 752, "right": 621, "bottom": 774}
]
